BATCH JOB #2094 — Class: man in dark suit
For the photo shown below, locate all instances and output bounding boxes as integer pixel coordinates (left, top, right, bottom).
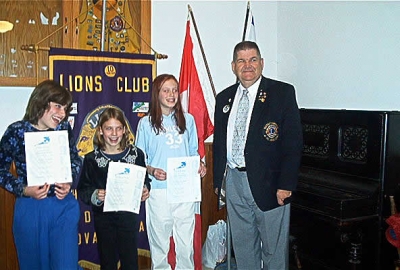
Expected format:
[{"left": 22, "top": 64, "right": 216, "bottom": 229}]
[{"left": 213, "top": 41, "right": 303, "bottom": 269}]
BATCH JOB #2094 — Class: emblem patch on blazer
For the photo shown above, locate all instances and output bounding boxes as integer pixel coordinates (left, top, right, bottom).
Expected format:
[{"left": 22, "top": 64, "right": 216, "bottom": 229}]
[{"left": 263, "top": 122, "right": 279, "bottom": 141}]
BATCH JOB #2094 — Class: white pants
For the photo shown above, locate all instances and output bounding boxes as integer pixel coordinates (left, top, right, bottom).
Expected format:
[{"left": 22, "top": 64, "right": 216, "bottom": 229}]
[{"left": 146, "top": 189, "right": 195, "bottom": 270}]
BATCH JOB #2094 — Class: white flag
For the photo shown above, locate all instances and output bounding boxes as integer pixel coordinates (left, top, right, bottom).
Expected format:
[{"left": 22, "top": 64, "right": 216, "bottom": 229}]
[{"left": 245, "top": 11, "right": 257, "bottom": 42}]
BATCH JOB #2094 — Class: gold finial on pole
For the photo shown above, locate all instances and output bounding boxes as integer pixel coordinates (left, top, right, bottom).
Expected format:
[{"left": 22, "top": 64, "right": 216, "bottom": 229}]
[
  {"left": 155, "top": 53, "right": 168, "bottom": 60},
  {"left": 20, "top": 44, "right": 50, "bottom": 52}
]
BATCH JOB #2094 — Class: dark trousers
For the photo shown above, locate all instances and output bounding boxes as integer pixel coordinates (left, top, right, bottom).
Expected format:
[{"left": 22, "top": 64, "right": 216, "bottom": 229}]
[{"left": 94, "top": 211, "right": 139, "bottom": 270}]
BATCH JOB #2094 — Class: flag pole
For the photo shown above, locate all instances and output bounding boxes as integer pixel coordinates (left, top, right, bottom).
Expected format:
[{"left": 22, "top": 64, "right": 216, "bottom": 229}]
[
  {"left": 188, "top": 5, "right": 216, "bottom": 98},
  {"left": 241, "top": 1, "right": 251, "bottom": 42},
  {"left": 237, "top": 1, "right": 251, "bottom": 83}
]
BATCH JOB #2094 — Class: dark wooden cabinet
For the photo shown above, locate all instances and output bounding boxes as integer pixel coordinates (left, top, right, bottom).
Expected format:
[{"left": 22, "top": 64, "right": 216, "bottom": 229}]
[{"left": 290, "top": 109, "right": 400, "bottom": 270}]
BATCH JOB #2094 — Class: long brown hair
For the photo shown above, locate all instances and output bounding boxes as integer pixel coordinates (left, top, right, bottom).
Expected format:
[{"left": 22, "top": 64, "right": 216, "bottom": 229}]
[
  {"left": 149, "top": 74, "right": 186, "bottom": 134},
  {"left": 23, "top": 80, "right": 73, "bottom": 124},
  {"left": 94, "top": 107, "right": 130, "bottom": 151}
]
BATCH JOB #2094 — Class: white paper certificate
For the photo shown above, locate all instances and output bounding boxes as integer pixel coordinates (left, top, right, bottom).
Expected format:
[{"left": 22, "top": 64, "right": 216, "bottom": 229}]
[
  {"left": 103, "top": 162, "right": 146, "bottom": 214},
  {"left": 24, "top": 130, "right": 72, "bottom": 186},
  {"left": 167, "top": 156, "right": 201, "bottom": 203}
]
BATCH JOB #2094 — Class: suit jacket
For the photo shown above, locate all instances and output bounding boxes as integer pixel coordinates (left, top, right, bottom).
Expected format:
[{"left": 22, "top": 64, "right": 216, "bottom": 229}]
[{"left": 213, "top": 76, "right": 303, "bottom": 211}]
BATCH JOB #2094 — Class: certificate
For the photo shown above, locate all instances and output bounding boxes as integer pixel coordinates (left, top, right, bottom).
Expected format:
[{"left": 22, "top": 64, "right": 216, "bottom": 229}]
[
  {"left": 24, "top": 130, "right": 72, "bottom": 186},
  {"left": 103, "top": 162, "right": 146, "bottom": 214},
  {"left": 167, "top": 156, "right": 201, "bottom": 203}
]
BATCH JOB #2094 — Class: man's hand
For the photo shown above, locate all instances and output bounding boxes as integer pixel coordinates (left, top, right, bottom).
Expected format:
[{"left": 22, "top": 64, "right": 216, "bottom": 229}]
[{"left": 276, "top": 189, "right": 292, "bottom": 205}]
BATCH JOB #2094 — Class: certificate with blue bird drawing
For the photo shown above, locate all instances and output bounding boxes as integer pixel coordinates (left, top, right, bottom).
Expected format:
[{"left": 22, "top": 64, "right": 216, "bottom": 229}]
[
  {"left": 104, "top": 162, "right": 146, "bottom": 213},
  {"left": 24, "top": 130, "right": 72, "bottom": 186},
  {"left": 167, "top": 156, "right": 201, "bottom": 203}
]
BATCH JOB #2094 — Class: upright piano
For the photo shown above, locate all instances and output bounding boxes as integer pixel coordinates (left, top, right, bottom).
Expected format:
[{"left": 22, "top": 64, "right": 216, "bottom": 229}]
[{"left": 290, "top": 109, "right": 400, "bottom": 270}]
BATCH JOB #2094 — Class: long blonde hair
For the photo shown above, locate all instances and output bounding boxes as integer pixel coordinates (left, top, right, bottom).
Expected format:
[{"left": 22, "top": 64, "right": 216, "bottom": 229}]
[{"left": 94, "top": 107, "right": 130, "bottom": 151}]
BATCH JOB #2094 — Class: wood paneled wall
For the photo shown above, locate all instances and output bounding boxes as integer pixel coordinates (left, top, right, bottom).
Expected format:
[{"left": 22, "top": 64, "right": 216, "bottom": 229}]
[
  {"left": 0, "top": 0, "right": 64, "bottom": 80},
  {"left": 202, "top": 143, "right": 227, "bottom": 244},
  {"left": 0, "top": 0, "right": 152, "bottom": 87},
  {"left": 0, "top": 188, "right": 18, "bottom": 270}
]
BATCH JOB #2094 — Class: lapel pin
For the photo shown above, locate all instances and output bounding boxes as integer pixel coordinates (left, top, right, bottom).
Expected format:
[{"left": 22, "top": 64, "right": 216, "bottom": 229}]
[
  {"left": 258, "top": 90, "right": 267, "bottom": 102},
  {"left": 223, "top": 105, "right": 230, "bottom": 113}
]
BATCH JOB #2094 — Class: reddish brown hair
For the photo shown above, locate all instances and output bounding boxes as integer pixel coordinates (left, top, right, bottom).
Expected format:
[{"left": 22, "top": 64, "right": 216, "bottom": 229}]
[{"left": 149, "top": 74, "right": 186, "bottom": 134}]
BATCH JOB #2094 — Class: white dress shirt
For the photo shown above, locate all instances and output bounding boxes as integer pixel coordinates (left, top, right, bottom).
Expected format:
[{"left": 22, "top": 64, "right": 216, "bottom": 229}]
[{"left": 226, "top": 76, "right": 261, "bottom": 169}]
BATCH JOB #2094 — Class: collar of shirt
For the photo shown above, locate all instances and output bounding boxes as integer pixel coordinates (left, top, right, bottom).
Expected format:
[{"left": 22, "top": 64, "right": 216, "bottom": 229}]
[
  {"left": 240, "top": 76, "right": 262, "bottom": 107},
  {"left": 233, "top": 76, "right": 262, "bottom": 127}
]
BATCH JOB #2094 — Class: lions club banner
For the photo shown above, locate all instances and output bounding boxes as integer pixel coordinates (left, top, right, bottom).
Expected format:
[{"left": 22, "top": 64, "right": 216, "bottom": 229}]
[{"left": 49, "top": 48, "right": 155, "bottom": 269}]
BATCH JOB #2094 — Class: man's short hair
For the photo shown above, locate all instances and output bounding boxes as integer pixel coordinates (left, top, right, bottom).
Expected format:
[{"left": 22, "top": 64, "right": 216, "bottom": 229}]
[{"left": 233, "top": 41, "right": 262, "bottom": 62}]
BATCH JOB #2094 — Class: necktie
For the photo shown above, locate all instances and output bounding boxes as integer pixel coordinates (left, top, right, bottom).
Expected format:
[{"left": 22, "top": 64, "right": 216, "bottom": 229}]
[{"left": 232, "top": 89, "right": 249, "bottom": 166}]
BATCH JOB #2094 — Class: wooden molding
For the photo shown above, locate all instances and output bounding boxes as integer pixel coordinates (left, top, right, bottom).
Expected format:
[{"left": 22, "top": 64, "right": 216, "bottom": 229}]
[
  {"left": 0, "top": 77, "right": 46, "bottom": 87},
  {"left": 141, "top": 0, "right": 152, "bottom": 54}
]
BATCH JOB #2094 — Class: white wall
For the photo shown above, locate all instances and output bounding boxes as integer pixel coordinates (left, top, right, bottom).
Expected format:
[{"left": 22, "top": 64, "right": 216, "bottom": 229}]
[
  {"left": 1, "top": 0, "right": 399, "bottom": 135},
  {"left": 277, "top": 1, "right": 400, "bottom": 110},
  {"left": 153, "top": 0, "right": 400, "bottom": 111},
  {"left": 0, "top": 87, "right": 33, "bottom": 135},
  {"left": 152, "top": 0, "right": 278, "bottom": 93}
]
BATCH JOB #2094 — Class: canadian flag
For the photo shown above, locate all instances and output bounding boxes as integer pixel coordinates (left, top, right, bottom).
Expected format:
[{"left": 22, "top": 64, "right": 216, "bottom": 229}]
[
  {"left": 167, "top": 17, "right": 215, "bottom": 270},
  {"left": 179, "top": 18, "right": 215, "bottom": 159}
]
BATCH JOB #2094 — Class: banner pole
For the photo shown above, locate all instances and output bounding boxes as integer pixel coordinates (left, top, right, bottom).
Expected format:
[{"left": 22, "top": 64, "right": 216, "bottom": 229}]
[{"left": 101, "top": 0, "right": 107, "bottom": 51}]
